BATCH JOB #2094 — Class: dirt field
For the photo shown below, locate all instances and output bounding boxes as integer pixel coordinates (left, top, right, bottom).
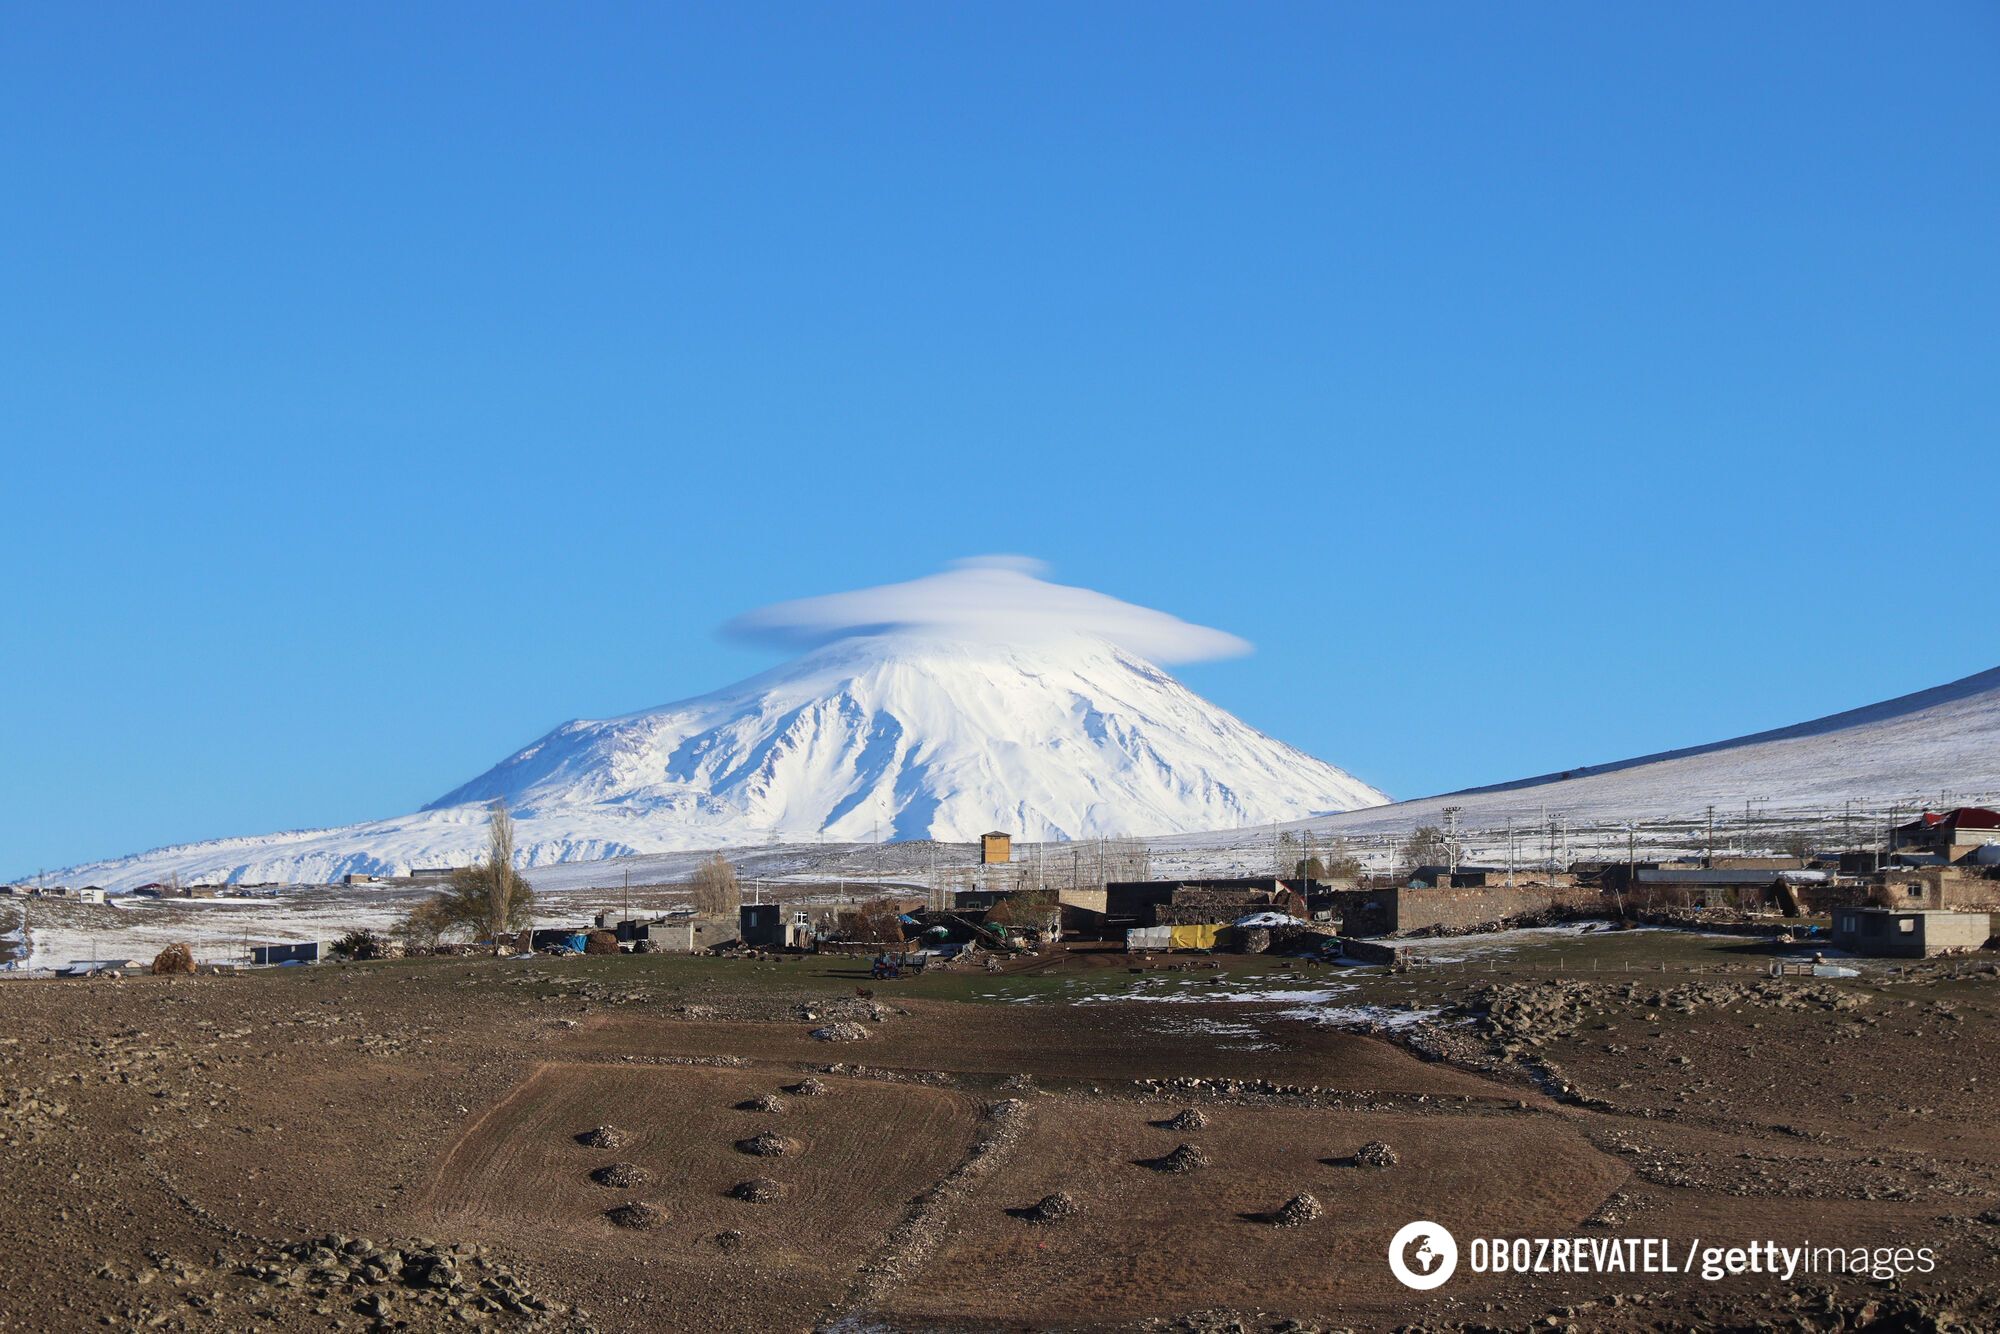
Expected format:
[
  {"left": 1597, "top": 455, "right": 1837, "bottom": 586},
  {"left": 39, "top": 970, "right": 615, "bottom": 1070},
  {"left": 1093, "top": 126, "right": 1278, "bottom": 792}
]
[{"left": 0, "top": 929, "right": 1996, "bottom": 1331}]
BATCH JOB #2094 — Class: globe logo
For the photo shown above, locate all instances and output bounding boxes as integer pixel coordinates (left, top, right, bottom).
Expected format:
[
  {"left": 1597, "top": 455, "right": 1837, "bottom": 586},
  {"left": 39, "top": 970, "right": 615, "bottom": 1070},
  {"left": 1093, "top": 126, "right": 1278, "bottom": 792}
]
[{"left": 1388, "top": 1220, "right": 1458, "bottom": 1290}]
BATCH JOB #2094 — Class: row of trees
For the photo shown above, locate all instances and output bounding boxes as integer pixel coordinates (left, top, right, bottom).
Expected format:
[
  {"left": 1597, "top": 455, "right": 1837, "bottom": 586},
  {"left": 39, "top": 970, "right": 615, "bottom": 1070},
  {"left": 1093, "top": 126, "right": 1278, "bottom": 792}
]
[{"left": 388, "top": 811, "right": 752, "bottom": 953}]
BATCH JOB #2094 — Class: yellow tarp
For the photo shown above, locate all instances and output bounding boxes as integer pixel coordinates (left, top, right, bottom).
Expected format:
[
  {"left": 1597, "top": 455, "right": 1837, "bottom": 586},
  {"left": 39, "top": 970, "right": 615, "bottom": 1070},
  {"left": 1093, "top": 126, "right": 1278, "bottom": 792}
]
[{"left": 1169, "top": 924, "right": 1223, "bottom": 951}]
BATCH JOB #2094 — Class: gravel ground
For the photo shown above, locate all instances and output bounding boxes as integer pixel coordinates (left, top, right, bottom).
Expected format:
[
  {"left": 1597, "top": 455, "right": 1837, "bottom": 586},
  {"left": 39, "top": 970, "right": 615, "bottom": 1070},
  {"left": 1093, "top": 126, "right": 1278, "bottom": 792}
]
[{"left": 0, "top": 937, "right": 1994, "bottom": 1331}]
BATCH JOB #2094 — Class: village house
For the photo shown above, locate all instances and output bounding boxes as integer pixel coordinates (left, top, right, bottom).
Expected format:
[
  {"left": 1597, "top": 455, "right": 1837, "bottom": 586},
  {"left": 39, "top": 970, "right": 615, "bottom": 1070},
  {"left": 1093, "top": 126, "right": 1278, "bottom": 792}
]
[
  {"left": 1831, "top": 906, "right": 1995, "bottom": 958},
  {"left": 738, "top": 903, "right": 814, "bottom": 950},
  {"left": 1892, "top": 808, "right": 2000, "bottom": 864}
]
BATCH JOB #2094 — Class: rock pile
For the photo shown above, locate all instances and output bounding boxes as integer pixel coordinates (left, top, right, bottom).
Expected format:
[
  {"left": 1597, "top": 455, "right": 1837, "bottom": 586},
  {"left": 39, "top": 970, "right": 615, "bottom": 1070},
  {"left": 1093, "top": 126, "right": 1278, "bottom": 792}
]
[
  {"left": 1269, "top": 1193, "right": 1322, "bottom": 1227},
  {"left": 737, "top": 1093, "right": 785, "bottom": 1113},
  {"left": 809, "top": 1021, "right": 869, "bottom": 1042},
  {"left": 590, "top": 1162, "right": 648, "bottom": 1188},
  {"left": 604, "top": 1201, "right": 664, "bottom": 1230},
  {"left": 1018, "top": 1192, "right": 1077, "bottom": 1224},
  {"left": 1147, "top": 1143, "right": 1210, "bottom": 1174},
  {"left": 239, "top": 1234, "right": 557, "bottom": 1326},
  {"left": 728, "top": 1177, "right": 784, "bottom": 1203},
  {"left": 1353, "top": 1140, "right": 1399, "bottom": 1168},
  {"left": 1473, "top": 978, "right": 1872, "bottom": 1051},
  {"left": 575, "top": 1124, "right": 627, "bottom": 1149},
  {"left": 1158, "top": 1108, "right": 1209, "bottom": 1131},
  {"left": 735, "top": 1131, "right": 798, "bottom": 1157},
  {"left": 784, "top": 1077, "right": 828, "bottom": 1097}
]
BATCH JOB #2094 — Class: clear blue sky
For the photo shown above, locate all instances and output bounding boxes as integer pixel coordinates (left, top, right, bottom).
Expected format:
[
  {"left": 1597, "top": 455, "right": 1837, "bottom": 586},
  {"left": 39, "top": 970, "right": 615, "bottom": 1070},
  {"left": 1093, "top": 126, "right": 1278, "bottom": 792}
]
[{"left": 4, "top": 3, "right": 1996, "bottom": 874}]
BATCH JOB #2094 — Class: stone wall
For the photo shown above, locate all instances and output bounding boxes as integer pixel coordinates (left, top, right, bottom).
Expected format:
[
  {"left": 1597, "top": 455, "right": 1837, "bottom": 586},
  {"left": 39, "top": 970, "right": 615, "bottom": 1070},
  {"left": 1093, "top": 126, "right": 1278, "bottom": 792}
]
[
  {"left": 1390, "top": 885, "right": 1570, "bottom": 933},
  {"left": 1875, "top": 869, "right": 2000, "bottom": 911},
  {"left": 1332, "top": 884, "right": 1604, "bottom": 936},
  {"left": 1152, "top": 887, "right": 1303, "bottom": 925}
]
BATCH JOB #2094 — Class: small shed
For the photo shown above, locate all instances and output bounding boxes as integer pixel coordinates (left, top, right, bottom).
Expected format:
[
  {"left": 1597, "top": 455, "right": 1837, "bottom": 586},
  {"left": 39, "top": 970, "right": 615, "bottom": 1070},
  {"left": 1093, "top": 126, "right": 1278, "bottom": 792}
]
[
  {"left": 740, "top": 903, "right": 814, "bottom": 950},
  {"left": 980, "top": 831, "right": 1012, "bottom": 866},
  {"left": 250, "top": 941, "right": 321, "bottom": 966},
  {"left": 1830, "top": 907, "right": 1993, "bottom": 958}
]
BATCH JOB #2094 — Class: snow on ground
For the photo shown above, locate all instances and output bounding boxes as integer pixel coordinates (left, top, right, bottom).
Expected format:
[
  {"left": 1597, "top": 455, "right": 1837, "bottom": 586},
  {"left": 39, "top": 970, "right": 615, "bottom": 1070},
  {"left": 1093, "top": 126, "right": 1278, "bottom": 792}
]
[
  {"left": 0, "top": 880, "right": 682, "bottom": 974},
  {"left": 1071, "top": 982, "right": 1358, "bottom": 1006},
  {"left": 1056, "top": 972, "right": 1447, "bottom": 1031},
  {"left": 1392, "top": 923, "right": 1621, "bottom": 965},
  {"left": 1151, "top": 664, "right": 2000, "bottom": 873}
]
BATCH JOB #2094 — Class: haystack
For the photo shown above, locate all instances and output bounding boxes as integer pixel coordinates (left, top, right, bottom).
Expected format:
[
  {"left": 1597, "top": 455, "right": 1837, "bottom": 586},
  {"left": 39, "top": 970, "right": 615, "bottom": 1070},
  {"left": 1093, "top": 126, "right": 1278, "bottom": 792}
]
[{"left": 152, "top": 943, "right": 197, "bottom": 976}]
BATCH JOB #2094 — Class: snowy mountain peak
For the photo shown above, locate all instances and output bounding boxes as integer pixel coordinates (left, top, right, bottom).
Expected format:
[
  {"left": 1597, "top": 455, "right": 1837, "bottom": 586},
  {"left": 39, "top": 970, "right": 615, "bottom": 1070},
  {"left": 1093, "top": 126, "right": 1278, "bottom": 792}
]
[
  {"left": 425, "top": 630, "right": 1387, "bottom": 845},
  {"left": 38, "top": 564, "right": 1392, "bottom": 888}
]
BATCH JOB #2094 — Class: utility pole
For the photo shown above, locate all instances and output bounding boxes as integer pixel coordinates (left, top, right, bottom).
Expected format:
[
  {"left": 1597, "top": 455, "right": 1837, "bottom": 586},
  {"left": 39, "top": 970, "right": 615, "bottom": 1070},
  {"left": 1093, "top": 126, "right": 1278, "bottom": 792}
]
[
  {"left": 1741, "top": 796, "right": 1768, "bottom": 857},
  {"left": 1704, "top": 805, "right": 1717, "bottom": 867},
  {"left": 1442, "top": 806, "right": 1463, "bottom": 875},
  {"left": 1505, "top": 817, "right": 1515, "bottom": 887}
]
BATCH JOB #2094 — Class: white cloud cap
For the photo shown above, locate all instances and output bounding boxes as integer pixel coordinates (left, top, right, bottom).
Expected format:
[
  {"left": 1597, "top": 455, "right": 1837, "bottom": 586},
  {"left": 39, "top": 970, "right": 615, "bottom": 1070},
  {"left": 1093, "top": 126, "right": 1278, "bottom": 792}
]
[{"left": 725, "top": 556, "right": 1252, "bottom": 664}]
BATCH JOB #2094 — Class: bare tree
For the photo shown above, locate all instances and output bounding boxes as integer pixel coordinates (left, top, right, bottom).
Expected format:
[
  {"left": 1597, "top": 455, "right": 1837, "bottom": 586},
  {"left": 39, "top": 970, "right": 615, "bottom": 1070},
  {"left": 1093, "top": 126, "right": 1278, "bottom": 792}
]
[
  {"left": 1400, "top": 825, "right": 1450, "bottom": 871},
  {"left": 691, "top": 853, "right": 742, "bottom": 918},
  {"left": 1300, "top": 838, "right": 1363, "bottom": 882},
  {"left": 486, "top": 800, "right": 519, "bottom": 933},
  {"left": 1778, "top": 830, "right": 1815, "bottom": 862},
  {"left": 396, "top": 896, "right": 454, "bottom": 953},
  {"left": 429, "top": 801, "right": 536, "bottom": 942}
]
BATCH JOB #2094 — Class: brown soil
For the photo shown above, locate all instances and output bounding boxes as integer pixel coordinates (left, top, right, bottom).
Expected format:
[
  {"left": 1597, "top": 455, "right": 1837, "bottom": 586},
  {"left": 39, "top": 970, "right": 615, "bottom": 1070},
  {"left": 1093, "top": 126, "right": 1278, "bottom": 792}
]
[{"left": 0, "top": 941, "right": 1994, "bottom": 1331}]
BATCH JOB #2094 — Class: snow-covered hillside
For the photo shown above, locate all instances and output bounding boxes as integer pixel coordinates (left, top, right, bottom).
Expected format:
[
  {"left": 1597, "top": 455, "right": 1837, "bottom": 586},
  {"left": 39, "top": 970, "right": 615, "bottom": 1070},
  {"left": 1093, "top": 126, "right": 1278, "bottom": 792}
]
[
  {"left": 1159, "top": 663, "right": 2000, "bottom": 854},
  {"left": 41, "top": 631, "right": 1386, "bottom": 889}
]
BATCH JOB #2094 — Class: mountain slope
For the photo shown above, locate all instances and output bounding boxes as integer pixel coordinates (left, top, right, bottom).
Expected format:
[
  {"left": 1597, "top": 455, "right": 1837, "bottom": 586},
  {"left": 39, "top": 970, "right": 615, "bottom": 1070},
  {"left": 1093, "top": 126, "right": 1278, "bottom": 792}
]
[
  {"left": 1160, "top": 663, "right": 2000, "bottom": 852},
  {"left": 41, "top": 633, "right": 1387, "bottom": 888}
]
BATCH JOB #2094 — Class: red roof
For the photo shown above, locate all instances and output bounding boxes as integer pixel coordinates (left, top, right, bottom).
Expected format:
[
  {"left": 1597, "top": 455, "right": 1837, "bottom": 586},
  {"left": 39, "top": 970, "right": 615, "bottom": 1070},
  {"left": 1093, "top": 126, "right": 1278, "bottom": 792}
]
[{"left": 1899, "top": 807, "right": 2000, "bottom": 835}]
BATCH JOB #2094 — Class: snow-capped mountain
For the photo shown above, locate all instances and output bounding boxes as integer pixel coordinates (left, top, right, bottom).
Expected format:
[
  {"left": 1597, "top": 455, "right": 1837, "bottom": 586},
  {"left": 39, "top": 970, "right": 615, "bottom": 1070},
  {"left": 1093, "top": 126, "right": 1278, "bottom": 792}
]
[{"left": 42, "top": 632, "right": 1388, "bottom": 889}]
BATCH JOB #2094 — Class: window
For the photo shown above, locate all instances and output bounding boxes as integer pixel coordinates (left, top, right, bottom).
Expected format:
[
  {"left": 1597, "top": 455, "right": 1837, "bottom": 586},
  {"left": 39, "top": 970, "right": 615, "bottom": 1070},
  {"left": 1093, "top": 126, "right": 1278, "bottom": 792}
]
[
  {"left": 1899, "top": 918, "right": 1916, "bottom": 934},
  {"left": 1907, "top": 885, "right": 1923, "bottom": 898}
]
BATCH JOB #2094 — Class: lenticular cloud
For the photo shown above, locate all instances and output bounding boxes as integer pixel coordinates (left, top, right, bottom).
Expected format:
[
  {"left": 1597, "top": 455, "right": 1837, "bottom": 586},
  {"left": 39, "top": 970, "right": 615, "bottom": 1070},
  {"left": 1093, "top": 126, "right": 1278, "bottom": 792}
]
[{"left": 723, "top": 556, "right": 1252, "bottom": 664}]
